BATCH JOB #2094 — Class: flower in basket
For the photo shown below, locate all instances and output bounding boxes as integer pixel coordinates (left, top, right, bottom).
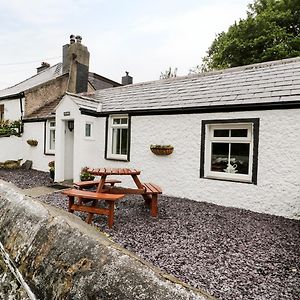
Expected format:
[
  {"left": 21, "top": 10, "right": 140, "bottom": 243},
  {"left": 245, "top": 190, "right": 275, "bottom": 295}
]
[
  {"left": 48, "top": 161, "right": 55, "bottom": 172},
  {"left": 80, "top": 167, "right": 95, "bottom": 181}
]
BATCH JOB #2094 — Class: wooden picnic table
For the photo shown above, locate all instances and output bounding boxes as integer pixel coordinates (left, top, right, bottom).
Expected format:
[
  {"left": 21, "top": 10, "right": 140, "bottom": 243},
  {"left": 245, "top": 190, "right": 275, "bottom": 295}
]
[
  {"left": 63, "top": 168, "right": 162, "bottom": 228},
  {"left": 87, "top": 168, "right": 162, "bottom": 218}
]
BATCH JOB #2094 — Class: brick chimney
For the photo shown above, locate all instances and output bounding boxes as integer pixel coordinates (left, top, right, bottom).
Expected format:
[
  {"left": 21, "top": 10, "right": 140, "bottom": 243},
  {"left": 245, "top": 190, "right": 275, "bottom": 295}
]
[
  {"left": 36, "top": 62, "right": 50, "bottom": 74},
  {"left": 122, "top": 71, "right": 133, "bottom": 85},
  {"left": 63, "top": 34, "right": 90, "bottom": 93}
]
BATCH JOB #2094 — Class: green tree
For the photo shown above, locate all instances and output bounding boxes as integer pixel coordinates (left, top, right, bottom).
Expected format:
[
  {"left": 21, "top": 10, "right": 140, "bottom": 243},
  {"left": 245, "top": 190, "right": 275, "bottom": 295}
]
[{"left": 202, "top": 0, "right": 300, "bottom": 71}]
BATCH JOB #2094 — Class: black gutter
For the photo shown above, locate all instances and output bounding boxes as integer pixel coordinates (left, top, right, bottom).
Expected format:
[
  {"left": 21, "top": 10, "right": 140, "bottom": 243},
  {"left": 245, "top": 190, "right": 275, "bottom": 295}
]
[
  {"left": 22, "top": 118, "right": 49, "bottom": 123},
  {"left": 79, "top": 100, "right": 300, "bottom": 117},
  {"left": 0, "top": 92, "right": 25, "bottom": 101}
]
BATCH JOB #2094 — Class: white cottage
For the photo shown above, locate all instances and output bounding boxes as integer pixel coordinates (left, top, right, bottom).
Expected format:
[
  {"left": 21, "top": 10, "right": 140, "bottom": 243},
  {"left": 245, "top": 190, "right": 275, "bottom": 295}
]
[{"left": 55, "top": 57, "right": 300, "bottom": 219}]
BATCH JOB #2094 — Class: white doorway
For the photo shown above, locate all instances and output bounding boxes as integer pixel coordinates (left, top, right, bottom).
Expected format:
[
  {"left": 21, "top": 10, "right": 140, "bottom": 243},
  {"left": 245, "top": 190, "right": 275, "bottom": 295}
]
[{"left": 64, "top": 120, "right": 74, "bottom": 180}]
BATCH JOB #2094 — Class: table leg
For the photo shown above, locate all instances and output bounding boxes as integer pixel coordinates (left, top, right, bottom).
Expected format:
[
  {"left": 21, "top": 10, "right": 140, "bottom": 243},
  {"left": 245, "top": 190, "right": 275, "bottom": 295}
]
[
  {"left": 86, "top": 200, "right": 97, "bottom": 224},
  {"left": 107, "top": 201, "right": 115, "bottom": 228},
  {"left": 96, "top": 175, "right": 107, "bottom": 193},
  {"left": 68, "top": 196, "right": 74, "bottom": 213},
  {"left": 131, "top": 174, "right": 144, "bottom": 189},
  {"left": 150, "top": 194, "right": 158, "bottom": 217}
]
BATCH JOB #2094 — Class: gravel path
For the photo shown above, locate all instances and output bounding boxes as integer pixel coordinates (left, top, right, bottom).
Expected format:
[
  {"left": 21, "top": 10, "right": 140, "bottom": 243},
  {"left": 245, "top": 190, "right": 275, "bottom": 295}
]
[{"left": 1, "top": 169, "right": 299, "bottom": 300}]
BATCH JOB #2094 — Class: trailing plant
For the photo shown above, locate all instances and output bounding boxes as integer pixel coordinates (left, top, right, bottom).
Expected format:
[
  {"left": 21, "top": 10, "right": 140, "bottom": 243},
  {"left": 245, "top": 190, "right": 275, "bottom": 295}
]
[{"left": 0, "top": 120, "right": 22, "bottom": 137}]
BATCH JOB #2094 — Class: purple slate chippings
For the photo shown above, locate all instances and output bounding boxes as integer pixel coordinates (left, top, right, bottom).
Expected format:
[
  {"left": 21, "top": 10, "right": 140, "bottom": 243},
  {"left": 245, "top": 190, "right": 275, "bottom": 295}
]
[{"left": 0, "top": 169, "right": 299, "bottom": 300}]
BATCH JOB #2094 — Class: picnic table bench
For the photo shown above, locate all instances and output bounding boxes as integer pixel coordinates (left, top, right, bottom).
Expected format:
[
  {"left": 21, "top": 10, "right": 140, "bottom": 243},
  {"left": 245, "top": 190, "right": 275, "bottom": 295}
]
[{"left": 62, "top": 189, "right": 124, "bottom": 228}]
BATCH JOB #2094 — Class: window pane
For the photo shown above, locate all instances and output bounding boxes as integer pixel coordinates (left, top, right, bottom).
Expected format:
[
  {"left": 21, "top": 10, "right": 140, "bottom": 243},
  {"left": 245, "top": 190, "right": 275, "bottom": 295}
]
[
  {"left": 121, "top": 118, "right": 128, "bottom": 124},
  {"left": 231, "top": 129, "right": 248, "bottom": 137},
  {"left": 113, "top": 118, "right": 121, "bottom": 125},
  {"left": 50, "top": 130, "right": 55, "bottom": 150},
  {"left": 214, "top": 129, "right": 229, "bottom": 137},
  {"left": 50, "top": 121, "right": 55, "bottom": 127},
  {"left": 230, "top": 143, "right": 250, "bottom": 174},
  {"left": 211, "top": 143, "right": 229, "bottom": 172},
  {"left": 112, "top": 128, "right": 121, "bottom": 154},
  {"left": 121, "top": 128, "right": 128, "bottom": 155},
  {"left": 85, "top": 123, "right": 91, "bottom": 137}
]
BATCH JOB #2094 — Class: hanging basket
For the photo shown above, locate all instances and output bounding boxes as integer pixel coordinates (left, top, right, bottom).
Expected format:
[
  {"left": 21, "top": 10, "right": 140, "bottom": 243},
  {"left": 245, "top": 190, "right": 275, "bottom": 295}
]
[
  {"left": 150, "top": 145, "right": 174, "bottom": 156},
  {"left": 27, "top": 139, "right": 38, "bottom": 146}
]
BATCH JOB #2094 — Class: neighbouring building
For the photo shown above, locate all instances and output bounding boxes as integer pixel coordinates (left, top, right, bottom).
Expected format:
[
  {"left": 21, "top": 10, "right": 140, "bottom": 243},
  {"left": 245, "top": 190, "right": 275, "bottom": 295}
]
[
  {"left": 0, "top": 35, "right": 122, "bottom": 170},
  {"left": 54, "top": 57, "right": 300, "bottom": 219}
]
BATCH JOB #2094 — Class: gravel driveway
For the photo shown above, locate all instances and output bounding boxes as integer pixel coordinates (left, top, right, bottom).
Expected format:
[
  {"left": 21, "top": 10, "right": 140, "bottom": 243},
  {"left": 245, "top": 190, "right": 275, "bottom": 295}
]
[{"left": 1, "top": 169, "right": 299, "bottom": 300}]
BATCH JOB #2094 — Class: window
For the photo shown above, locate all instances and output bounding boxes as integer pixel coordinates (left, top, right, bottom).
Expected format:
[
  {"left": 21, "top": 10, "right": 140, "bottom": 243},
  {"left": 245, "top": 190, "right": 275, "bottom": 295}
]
[
  {"left": 0, "top": 104, "right": 4, "bottom": 121},
  {"left": 45, "top": 120, "right": 56, "bottom": 154},
  {"left": 106, "top": 115, "right": 129, "bottom": 160},
  {"left": 200, "top": 119, "right": 259, "bottom": 184},
  {"left": 85, "top": 122, "right": 92, "bottom": 138}
]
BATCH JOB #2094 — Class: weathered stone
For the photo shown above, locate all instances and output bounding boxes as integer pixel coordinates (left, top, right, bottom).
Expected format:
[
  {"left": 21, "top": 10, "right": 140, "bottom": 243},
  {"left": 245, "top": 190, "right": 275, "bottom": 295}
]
[
  {"left": 21, "top": 160, "right": 32, "bottom": 170},
  {"left": 0, "top": 159, "right": 22, "bottom": 169},
  {"left": 0, "top": 180, "right": 214, "bottom": 300}
]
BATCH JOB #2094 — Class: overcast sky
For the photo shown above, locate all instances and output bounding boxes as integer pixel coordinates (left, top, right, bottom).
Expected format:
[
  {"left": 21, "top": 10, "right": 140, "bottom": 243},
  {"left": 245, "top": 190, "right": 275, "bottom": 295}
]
[{"left": 0, "top": 0, "right": 251, "bottom": 90}]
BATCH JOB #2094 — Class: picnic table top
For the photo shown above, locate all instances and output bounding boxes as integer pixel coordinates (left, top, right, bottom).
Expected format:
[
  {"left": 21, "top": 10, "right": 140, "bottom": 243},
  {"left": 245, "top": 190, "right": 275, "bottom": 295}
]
[{"left": 87, "top": 168, "right": 141, "bottom": 176}]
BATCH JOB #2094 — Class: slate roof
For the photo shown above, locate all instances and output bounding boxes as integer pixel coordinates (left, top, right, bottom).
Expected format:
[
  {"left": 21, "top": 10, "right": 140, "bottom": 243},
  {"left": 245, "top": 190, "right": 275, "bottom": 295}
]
[
  {"left": 93, "top": 57, "right": 300, "bottom": 113},
  {"left": 0, "top": 63, "right": 63, "bottom": 98},
  {"left": 25, "top": 97, "right": 63, "bottom": 119},
  {"left": 0, "top": 64, "right": 121, "bottom": 100}
]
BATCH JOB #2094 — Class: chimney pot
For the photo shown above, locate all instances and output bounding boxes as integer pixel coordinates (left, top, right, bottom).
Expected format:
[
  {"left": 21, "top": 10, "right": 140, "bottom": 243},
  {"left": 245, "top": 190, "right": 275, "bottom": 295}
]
[
  {"left": 122, "top": 71, "right": 133, "bottom": 85},
  {"left": 36, "top": 62, "right": 50, "bottom": 74},
  {"left": 70, "top": 34, "right": 75, "bottom": 44},
  {"left": 76, "top": 35, "right": 82, "bottom": 43}
]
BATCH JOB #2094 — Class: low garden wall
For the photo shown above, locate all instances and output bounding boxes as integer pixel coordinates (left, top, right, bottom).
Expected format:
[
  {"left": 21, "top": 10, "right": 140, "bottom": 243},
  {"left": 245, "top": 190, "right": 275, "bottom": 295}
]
[
  {"left": 0, "top": 180, "right": 214, "bottom": 300},
  {"left": 0, "top": 135, "right": 23, "bottom": 162}
]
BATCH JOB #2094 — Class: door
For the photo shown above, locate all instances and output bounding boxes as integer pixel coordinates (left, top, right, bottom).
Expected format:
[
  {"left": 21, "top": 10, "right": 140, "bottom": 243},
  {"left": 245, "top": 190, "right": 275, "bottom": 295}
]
[{"left": 64, "top": 120, "right": 74, "bottom": 180}]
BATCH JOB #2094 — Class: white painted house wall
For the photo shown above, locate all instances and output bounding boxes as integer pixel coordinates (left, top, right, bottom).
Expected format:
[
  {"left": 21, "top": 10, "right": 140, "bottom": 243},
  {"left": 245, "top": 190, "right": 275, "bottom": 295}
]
[
  {"left": 65, "top": 109, "right": 299, "bottom": 219},
  {"left": 0, "top": 136, "right": 23, "bottom": 161},
  {"left": 0, "top": 98, "right": 24, "bottom": 121},
  {"left": 22, "top": 122, "right": 54, "bottom": 171},
  {"left": 55, "top": 96, "right": 104, "bottom": 182}
]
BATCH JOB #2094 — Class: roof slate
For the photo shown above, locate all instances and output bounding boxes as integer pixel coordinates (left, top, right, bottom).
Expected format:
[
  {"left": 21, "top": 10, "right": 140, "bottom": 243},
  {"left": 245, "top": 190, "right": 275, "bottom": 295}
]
[
  {"left": 25, "top": 97, "right": 62, "bottom": 119},
  {"left": 93, "top": 57, "right": 300, "bottom": 113},
  {"left": 0, "top": 63, "right": 63, "bottom": 98}
]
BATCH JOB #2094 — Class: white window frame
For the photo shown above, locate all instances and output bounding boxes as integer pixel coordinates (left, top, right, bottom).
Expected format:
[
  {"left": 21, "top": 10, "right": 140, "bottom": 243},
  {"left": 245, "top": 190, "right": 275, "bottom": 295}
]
[
  {"left": 84, "top": 122, "right": 93, "bottom": 139},
  {"left": 45, "top": 119, "right": 56, "bottom": 154},
  {"left": 107, "top": 114, "right": 129, "bottom": 161},
  {"left": 204, "top": 123, "right": 254, "bottom": 183}
]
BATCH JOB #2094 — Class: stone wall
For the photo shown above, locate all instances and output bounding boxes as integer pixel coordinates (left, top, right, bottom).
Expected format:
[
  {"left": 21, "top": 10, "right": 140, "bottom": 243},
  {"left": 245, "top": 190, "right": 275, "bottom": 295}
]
[
  {"left": 25, "top": 74, "right": 68, "bottom": 117},
  {"left": 0, "top": 181, "right": 214, "bottom": 300}
]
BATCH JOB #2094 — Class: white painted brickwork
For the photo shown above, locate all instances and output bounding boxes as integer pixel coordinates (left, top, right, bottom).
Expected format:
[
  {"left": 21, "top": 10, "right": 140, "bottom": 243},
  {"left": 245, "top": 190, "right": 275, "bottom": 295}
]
[{"left": 80, "top": 109, "right": 300, "bottom": 219}]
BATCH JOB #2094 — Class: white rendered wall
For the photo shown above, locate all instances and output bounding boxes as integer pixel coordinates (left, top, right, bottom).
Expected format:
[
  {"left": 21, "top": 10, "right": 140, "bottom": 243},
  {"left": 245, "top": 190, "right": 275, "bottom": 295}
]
[
  {"left": 55, "top": 97, "right": 81, "bottom": 182},
  {"left": 77, "top": 109, "right": 300, "bottom": 219},
  {"left": 22, "top": 122, "right": 54, "bottom": 171},
  {"left": 0, "top": 121, "right": 53, "bottom": 171},
  {"left": 0, "top": 98, "right": 24, "bottom": 121},
  {"left": 0, "top": 136, "right": 23, "bottom": 161}
]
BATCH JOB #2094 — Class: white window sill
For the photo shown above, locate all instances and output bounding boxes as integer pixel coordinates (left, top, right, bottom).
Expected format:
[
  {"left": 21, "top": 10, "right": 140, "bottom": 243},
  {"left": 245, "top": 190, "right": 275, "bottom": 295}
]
[
  {"left": 106, "top": 154, "right": 128, "bottom": 161},
  {"left": 205, "top": 173, "right": 252, "bottom": 184}
]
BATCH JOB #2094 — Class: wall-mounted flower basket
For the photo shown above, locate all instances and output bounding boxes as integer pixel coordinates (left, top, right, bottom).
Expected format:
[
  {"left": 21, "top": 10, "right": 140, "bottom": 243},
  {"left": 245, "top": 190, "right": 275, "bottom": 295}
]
[
  {"left": 150, "top": 145, "right": 174, "bottom": 155},
  {"left": 27, "top": 139, "right": 38, "bottom": 146}
]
